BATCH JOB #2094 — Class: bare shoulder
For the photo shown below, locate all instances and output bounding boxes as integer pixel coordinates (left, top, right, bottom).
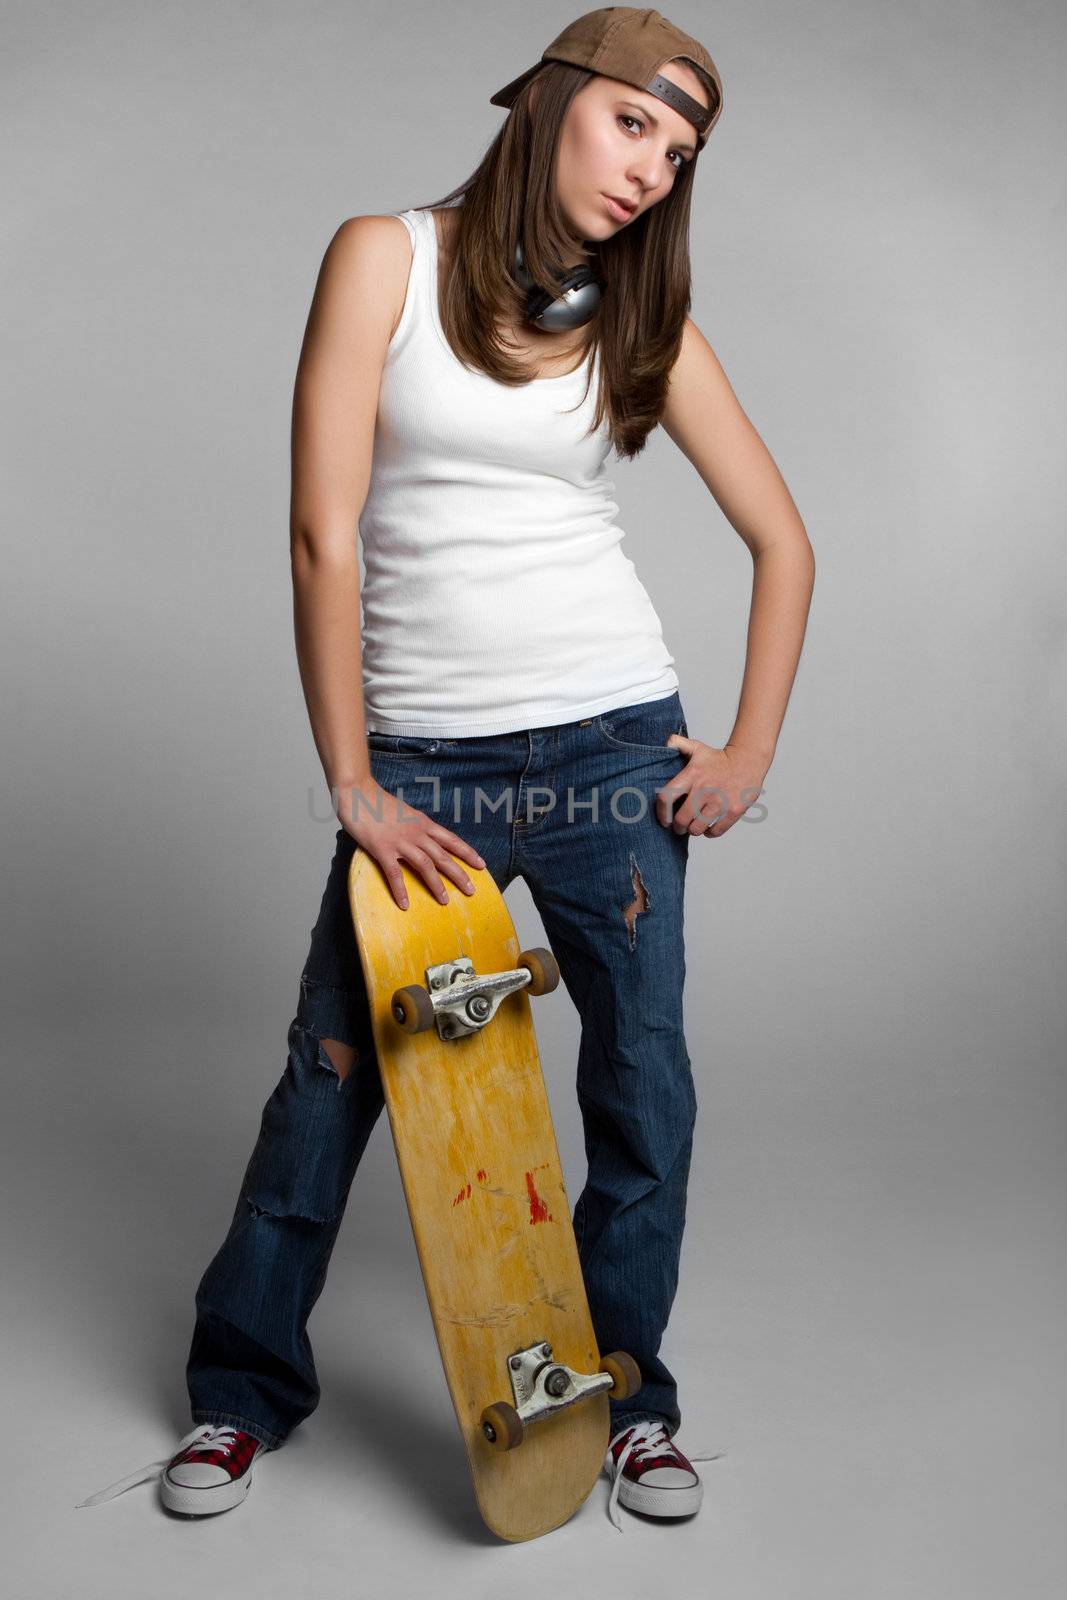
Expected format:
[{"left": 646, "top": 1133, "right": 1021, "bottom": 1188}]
[
  {"left": 662, "top": 317, "right": 735, "bottom": 423},
  {"left": 660, "top": 316, "right": 803, "bottom": 552},
  {"left": 661, "top": 314, "right": 755, "bottom": 455},
  {"left": 315, "top": 213, "right": 414, "bottom": 341},
  {"left": 292, "top": 217, "right": 417, "bottom": 551}
]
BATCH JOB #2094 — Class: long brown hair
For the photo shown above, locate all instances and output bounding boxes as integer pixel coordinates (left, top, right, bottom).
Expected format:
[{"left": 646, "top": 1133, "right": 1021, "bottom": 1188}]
[{"left": 415, "top": 62, "right": 717, "bottom": 460}]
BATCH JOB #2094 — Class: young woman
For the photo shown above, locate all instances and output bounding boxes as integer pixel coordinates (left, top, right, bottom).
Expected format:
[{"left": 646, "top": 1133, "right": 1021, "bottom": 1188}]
[{"left": 82, "top": 8, "right": 814, "bottom": 1531}]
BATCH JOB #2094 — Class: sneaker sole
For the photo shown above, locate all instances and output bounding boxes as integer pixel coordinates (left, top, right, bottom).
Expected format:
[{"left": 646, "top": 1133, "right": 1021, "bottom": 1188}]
[{"left": 161, "top": 1468, "right": 255, "bottom": 1516}]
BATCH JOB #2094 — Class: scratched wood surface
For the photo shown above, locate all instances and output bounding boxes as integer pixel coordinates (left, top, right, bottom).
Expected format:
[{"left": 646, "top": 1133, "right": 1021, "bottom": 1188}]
[{"left": 348, "top": 847, "right": 609, "bottom": 1542}]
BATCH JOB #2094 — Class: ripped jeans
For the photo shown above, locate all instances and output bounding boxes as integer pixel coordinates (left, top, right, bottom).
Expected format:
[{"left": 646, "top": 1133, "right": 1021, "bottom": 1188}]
[{"left": 185, "top": 690, "right": 698, "bottom": 1449}]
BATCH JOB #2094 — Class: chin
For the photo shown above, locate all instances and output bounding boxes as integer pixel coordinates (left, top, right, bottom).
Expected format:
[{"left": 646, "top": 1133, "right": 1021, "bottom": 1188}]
[
  {"left": 581, "top": 204, "right": 617, "bottom": 237},
  {"left": 562, "top": 193, "right": 602, "bottom": 229}
]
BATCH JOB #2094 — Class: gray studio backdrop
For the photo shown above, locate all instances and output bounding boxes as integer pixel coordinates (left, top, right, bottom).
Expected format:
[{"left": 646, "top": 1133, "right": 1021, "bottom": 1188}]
[{"left": 3, "top": 3, "right": 1064, "bottom": 1598}]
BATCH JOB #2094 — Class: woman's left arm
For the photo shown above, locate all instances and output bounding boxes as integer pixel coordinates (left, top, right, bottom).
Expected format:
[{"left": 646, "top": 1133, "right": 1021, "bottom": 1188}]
[{"left": 657, "top": 315, "right": 816, "bottom": 838}]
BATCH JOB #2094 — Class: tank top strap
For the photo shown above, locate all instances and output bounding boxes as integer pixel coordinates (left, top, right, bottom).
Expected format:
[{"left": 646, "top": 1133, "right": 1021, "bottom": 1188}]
[
  {"left": 412, "top": 208, "right": 438, "bottom": 303},
  {"left": 387, "top": 208, "right": 436, "bottom": 355}
]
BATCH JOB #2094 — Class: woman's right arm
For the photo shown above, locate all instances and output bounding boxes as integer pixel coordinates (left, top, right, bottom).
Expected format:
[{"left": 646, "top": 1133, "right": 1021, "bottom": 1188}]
[{"left": 289, "top": 216, "right": 485, "bottom": 908}]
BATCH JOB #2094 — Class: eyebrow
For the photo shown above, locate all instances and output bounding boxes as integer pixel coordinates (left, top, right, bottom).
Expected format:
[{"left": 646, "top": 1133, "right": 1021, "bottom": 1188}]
[{"left": 618, "top": 99, "right": 697, "bottom": 158}]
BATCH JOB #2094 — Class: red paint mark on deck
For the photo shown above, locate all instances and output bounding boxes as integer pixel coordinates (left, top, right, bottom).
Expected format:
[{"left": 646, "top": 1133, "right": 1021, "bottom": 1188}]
[
  {"left": 525, "top": 1170, "right": 553, "bottom": 1225},
  {"left": 452, "top": 1182, "right": 472, "bottom": 1206},
  {"left": 476, "top": 1169, "right": 487, "bottom": 1181}
]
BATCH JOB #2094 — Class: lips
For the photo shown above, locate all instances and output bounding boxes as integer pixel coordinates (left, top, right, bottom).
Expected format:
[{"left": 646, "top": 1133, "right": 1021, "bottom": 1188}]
[{"left": 607, "top": 195, "right": 636, "bottom": 216}]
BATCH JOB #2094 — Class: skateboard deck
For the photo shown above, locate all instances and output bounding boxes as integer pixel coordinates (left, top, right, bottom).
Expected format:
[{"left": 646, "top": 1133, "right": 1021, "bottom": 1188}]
[{"left": 347, "top": 847, "right": 634, "bottom": 1541}]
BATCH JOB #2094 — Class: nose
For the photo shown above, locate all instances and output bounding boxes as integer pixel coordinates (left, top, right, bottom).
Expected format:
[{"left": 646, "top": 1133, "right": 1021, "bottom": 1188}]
[{"left": 625, "top": 152, "right": 662, "bottom": 196}]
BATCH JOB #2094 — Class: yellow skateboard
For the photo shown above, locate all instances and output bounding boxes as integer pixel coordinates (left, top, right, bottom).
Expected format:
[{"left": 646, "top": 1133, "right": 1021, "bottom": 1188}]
[{"left": 347, "top": 847, "right": 641, "bottom": 1541}]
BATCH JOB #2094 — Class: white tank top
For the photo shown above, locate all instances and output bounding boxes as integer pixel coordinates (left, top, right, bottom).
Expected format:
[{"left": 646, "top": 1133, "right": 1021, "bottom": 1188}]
[{"left": 358, "top": 206, "right": 680, "bottom": 735}]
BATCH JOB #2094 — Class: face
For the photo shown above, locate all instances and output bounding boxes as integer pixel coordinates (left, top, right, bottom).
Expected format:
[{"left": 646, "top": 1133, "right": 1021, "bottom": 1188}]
[{"left": 553, "top": 61, "right": 707, "bottom": 243}]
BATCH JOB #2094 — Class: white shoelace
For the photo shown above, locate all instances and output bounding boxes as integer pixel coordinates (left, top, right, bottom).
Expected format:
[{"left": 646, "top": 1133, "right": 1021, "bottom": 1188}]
[
  {"left": 604, "top": 1419, "right": 723, "bottom": 1531},
  {"left": 77, "top": 1416, "right": 713, "bottom": 1524},
  {"left": 75, "top": 1424, "right": 242, "bottom": 1508}
]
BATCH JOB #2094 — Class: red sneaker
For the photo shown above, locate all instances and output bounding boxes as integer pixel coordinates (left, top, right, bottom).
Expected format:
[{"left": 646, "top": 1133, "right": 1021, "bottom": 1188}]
[
  {"left": 75, "top": 1423, "right": 269, "bottom": 1515},
  {"left": 604, "top": 1420, "right": 705, "bottom": 1527},
  {"left": 161, "top": 1425, "right": 266, "bottom": 1514}
]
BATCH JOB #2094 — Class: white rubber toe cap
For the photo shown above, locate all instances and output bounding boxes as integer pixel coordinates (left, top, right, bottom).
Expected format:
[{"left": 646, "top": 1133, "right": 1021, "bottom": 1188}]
[
  {"left": 636, "top": 1465, "right": 698, "bottom": 1489},
  {"left": 166, "top": 1462, "right": 231, "bottom": 1488}
]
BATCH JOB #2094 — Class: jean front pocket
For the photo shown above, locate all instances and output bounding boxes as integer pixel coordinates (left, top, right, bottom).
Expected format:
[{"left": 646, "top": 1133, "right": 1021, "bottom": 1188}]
[
  {"left": 365, "top": 730, "right": 444, "bottom": 760},
  {"left": 595, "top": 693, "right": 688, "bottom": 754}
]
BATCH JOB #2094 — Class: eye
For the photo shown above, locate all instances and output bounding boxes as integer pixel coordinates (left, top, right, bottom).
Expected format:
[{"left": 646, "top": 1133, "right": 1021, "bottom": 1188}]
[{"left": 616, "top": 113, "right": 689, "bottom": 172}]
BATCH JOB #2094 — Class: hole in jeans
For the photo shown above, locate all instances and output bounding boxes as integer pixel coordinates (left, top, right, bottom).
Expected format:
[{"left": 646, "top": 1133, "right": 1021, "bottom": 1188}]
[
  {"left": 320, "top": 1037, "right": 357, "bottom": 1082},
  {"left": 622, "top": 857, "right": 650, "bottom": 950}
]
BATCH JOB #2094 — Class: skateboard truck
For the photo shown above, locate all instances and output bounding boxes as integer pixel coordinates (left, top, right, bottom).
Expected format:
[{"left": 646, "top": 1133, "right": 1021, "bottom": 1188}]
[
  {"left": 480, "top": 1343, "right": 642, "bottom": 1452},
  {"left": 391, "top": 947, "right": 560, "bottom": 1041}
]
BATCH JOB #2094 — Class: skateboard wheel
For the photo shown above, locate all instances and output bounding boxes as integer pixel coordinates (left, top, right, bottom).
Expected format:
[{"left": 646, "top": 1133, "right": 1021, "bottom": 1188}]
[
  {"left": 480, "top": 1401, "right": 524, "bottom": 1451},
  {"left": 599, "top": 1351, "right": 642, "bottom": 1400},
  {"left": 518, "top": 947, "right": 560, "bottom": 996},
  {"left": 390, "top": 984, "right": 436, "bottom": 1033}
]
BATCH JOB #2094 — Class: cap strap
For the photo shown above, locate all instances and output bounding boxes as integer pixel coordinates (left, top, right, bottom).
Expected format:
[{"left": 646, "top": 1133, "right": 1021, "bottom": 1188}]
[{"left": 645, "top": 71, "right": 713, "bottom": 135}]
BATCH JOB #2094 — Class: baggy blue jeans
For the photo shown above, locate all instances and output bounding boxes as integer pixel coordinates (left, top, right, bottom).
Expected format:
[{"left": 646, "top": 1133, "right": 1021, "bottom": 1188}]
[{"left": 185, "top": 690, "right": 698, "bottom": 1450}]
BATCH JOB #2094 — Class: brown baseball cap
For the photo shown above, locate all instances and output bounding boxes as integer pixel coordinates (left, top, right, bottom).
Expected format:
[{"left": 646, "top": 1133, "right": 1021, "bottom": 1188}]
[{"left": 489, "top": 6, "right": 723, "bottom": 148}]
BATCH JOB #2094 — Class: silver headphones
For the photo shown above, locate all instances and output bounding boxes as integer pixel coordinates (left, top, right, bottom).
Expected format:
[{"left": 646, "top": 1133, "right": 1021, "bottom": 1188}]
[{"left": 514, "top": 242, "right": 603, "bottom": 331}]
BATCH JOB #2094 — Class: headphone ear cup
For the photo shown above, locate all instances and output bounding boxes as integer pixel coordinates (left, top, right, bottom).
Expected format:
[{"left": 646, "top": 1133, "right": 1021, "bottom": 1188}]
[{"left": 514, "top": 242, "right": 602, "bottom": 332}]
